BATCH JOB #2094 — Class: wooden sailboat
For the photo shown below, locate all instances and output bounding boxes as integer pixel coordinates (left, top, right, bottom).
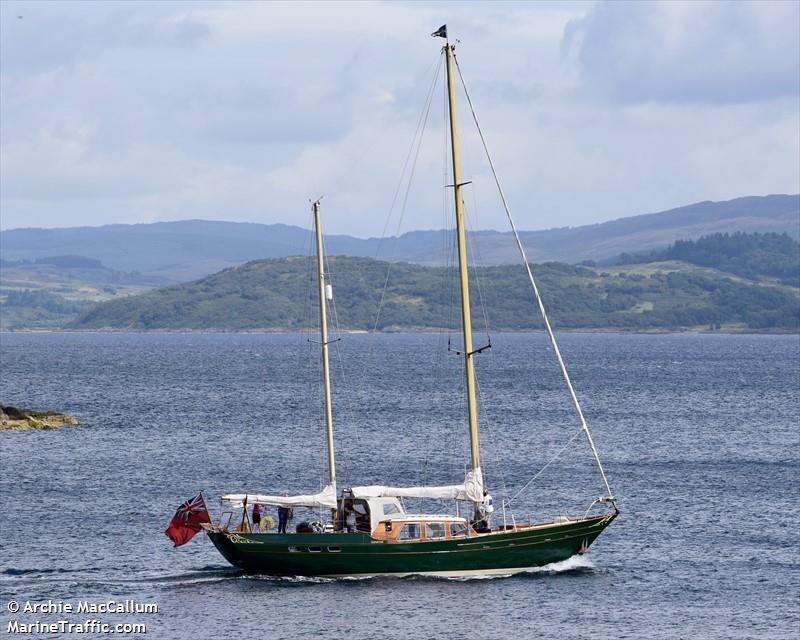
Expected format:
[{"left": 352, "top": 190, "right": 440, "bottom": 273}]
[{"left": 204, "top": 28, "right": 617, "bottom": 578}]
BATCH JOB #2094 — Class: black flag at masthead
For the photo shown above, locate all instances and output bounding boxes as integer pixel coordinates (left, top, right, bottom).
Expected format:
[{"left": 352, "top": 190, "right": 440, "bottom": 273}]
[{"left": 431, "top": 24, "right": 447, "bottom": 39}]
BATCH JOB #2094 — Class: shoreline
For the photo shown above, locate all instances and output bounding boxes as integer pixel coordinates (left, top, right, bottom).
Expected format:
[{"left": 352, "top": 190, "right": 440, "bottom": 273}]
[{"left": 1, "top": 326, "right": 797, "bottom": 336}]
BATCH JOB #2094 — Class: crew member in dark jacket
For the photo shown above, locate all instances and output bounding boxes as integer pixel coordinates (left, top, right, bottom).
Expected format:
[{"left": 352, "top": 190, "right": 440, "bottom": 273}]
[{"left": 278, "top": 505, "right": 293, "bottom": 533}]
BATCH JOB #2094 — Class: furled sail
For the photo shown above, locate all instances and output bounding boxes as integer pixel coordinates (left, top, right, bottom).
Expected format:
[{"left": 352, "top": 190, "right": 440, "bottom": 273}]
[
  {"left": 352, "top": 468, "right": 484, "bottom": 503},
  {"left": 221, "top": 483, "right": 337, "bottom": 509}
]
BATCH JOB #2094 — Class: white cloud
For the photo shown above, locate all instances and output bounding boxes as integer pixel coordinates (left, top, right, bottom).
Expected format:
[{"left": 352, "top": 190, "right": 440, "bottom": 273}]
[
  {"left": 564, "top": 0, "right": 800, "bottom": 104},
  {"left": 0, "top": 0, "right": 797, "bottom": 235},
  {"left": 0, "top": 0, "right": 209, "bottom": 75}
]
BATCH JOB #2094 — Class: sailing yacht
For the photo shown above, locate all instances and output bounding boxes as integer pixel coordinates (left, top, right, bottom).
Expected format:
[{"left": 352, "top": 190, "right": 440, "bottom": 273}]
[{"left": 203, "top": 27, "right": 617, "bottom": 578}]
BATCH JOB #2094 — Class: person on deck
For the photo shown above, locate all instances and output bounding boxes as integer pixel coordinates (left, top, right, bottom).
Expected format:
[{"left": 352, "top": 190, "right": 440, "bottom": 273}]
[
  {"left": 277, "top": 505, "right": 293, "bottom": 534},
  {"left": 345, "top": 506, "right": 357, "bottom": 533},
  {"left": 252, "top": 503, "right": 262, "bottom": 531},
  {"left": 482, "top": 490, "right": 494, "bottom": 526}
]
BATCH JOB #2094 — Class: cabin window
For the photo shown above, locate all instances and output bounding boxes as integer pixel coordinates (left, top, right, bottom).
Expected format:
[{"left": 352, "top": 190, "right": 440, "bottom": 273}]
[
  {"left": 308, "top": 546, "right": 322, "bottom": 553},
  {"left": 425, "top": 522, "right": 446, "bottom": 539},
  {"left": 449, "top": 523, "right": 468, "bottom": 538},
  {"left": 397, "top": 523, "right": 420, "bottom": 541},
  {"left": 327, "top": 546, "right": 341, "bottom": 553},
  {"left": 383, "top": 503, "right": 401, "bottom": 515}
]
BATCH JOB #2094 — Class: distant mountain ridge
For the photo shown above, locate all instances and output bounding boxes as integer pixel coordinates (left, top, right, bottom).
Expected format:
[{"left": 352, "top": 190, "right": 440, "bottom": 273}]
[{"left": 1, "top": 194, "right": 797, "bottom": 282}]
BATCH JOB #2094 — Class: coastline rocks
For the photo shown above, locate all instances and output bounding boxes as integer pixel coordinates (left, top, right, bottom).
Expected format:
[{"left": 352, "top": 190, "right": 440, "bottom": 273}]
[{"left": 0, "top": 405, "right": 80, "bottom": 431}]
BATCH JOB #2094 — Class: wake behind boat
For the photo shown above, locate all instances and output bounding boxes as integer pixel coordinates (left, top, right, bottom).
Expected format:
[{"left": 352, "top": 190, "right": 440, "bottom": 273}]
[{"left": 175, "top": 26, "right": 618, "bottom": 578}]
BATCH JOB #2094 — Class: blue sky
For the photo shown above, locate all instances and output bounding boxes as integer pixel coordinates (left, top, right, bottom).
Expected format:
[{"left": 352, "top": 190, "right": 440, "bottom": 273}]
[{"left": 1, "top": 0, "right": 798, "bottom": 235}]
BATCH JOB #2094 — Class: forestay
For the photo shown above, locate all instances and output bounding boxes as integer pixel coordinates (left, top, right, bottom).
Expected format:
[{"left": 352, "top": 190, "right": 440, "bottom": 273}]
[
  {"left": 351, "top": 468, "right": 484, "bottom": 503},
  {"left": 222, "top": 483, "right": 337, "bottom": 509}
]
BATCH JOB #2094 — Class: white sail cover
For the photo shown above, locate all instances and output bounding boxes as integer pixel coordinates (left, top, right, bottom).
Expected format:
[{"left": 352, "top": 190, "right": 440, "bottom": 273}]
[
  {"left": 221, "top": 483, "right": 337, "bottom": 510},
  {"left": 351, "top": 468, "right": 484, "bottom": 503}
]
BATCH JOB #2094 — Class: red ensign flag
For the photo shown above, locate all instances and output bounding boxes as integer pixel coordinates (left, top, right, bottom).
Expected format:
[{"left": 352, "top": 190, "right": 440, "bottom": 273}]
[{"left": 165, "top": 493, "right": 211, "bottom": 547}]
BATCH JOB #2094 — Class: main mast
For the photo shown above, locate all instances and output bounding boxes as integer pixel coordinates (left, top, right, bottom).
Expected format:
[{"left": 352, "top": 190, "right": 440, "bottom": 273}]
[
  {"left": 442, "top": 32, "right": 482, "bottom": 511},
  {"left": 312, "top": 200, "right": 337, "bottom": 498}
]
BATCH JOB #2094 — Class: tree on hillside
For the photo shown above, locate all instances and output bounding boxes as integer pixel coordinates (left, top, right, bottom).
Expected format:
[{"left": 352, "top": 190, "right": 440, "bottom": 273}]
[{"left": 618, "top": 232, "right": 800, "bottom": 285}]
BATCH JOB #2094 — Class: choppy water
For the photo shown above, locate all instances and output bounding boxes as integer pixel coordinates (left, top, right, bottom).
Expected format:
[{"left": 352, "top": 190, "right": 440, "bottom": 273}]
[{"left": 0, "top": 332, "right": 798, "bottom": 639}]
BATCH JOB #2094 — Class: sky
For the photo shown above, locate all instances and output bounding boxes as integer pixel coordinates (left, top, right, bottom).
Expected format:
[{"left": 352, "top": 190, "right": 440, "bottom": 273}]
[{"left": 1, "top": 0, "right": 798, "bottom": 236}]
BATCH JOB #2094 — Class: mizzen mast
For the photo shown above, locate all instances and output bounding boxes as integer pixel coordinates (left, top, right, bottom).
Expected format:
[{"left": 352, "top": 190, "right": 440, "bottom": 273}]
[{"left": 312, "top": 200, "right": 337, "bottom": 497}]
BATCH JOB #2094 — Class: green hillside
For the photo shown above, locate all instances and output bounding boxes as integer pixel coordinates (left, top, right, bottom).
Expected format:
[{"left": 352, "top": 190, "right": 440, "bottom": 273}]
[
  {"left": 619, "top": 232, "right": 800, "bottom": 285},
  {"left": 0, "top": 258, "right": 165, "bottom": 330},
  {"left": 1, "top": 290, "right": 94, "bottom": 329},
  {"left": 70, "top": 255, "right": 799, "bottom": 332}
]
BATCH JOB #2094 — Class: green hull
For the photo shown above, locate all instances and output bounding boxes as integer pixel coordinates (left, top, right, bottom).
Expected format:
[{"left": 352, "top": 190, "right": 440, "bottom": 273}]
[{"left": 207, "top": 513, "right": 616, "bottom": 577}]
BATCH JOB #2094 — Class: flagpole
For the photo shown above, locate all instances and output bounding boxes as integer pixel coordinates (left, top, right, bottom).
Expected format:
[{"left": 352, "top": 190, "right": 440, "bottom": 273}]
[
  {"left": 199, "top": 490, "right": 210, "bottom": 521},
  {"left": 240, "top": 495, "right": 249, "bottom": 533}
]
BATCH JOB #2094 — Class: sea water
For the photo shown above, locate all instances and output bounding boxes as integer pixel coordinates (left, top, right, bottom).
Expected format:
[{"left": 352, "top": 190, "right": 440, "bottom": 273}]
[{"left": 0, "top": 332, "right": 797, "bottom": 639}]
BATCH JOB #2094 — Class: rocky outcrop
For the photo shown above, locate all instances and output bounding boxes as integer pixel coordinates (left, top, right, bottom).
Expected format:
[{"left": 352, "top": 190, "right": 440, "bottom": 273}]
[{"left": 0, "top": 405, "right": 80, "bottom": 431}]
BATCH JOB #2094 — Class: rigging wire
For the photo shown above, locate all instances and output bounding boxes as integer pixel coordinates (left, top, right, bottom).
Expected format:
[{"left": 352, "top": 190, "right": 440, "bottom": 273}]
[
  {"left": 371, "top": 53, "right": 443, "bottom": 333},
  {"left": 299, "top": 215, "right": 317, "bottom": 363},
  {"left": 464, "top": 189, "right": 511, "bottom": 508},
  {"left": 436, "top": 58, "right": 460, "bottom": 476},
  {"left": 297, "top": 210, "right": 324, "bottom": 490},
  {"left": 438, "top": 59, "right": 453, "bottom": 358},
  {"left": 437, "top": 59, "right": 473, "bottom": 486},
  {"left": 372, "top": 54, "right": 442, "bottom": 260},
  {"left": 443, "top": 82, "right": 458, "bottom": 352},
  {"left": 376, "top": 53, "right": 445, "bottom": 487},
  {"left": 461, "top": 183, "right": 507, "bottom": 499},
  {"left": 323, "top": 244, "right": 361, "bottom": 485},
  {"left": 461, "top": 186, "right": 505, "bottom": 497},
  {"left": 465, "top": 185, "right": 493, "bottom": 342},
  {"left": 507, "top": 426, "right": 584, "bottom": 505},
  {"left": 453, "top": 53, "right": 614, "bottom": 500},
  {"left": 473, "top": 373, "right": 511, "bottom": 511},
  {"left": 434, "top": 99, "right": 455, "bottom": 476}
]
